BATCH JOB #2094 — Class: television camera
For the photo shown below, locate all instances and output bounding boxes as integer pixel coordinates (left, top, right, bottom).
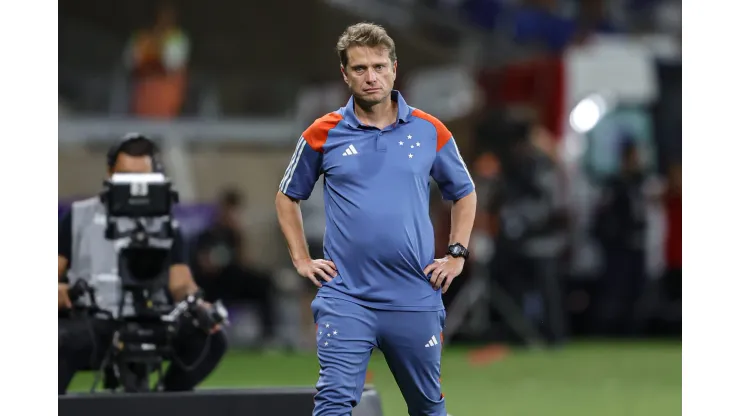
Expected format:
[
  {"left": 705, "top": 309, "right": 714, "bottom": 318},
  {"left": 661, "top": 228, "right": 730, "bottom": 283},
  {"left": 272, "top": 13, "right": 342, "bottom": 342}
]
[{"left": 71, "top": 172, "right": 228, "bottom": 393}]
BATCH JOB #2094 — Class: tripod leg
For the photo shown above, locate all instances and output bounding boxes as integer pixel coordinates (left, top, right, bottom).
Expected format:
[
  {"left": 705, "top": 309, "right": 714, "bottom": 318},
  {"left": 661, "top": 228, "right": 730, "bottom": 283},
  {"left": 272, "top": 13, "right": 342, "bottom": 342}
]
[
  {"left": 117, "top": 362, "right": 150, "bottom": 393},
  {"left": 90, "top": 352, "right": 113, "bottom": 393},
  {"left": 117, "top": 363, "right": 135, "bottom": 393},
  {"left": 488, "top": 279, "right": 546, "bottom": 347},
  {"left": 445, "top": 263, "right": 546, "bottom": 348},
  {"left": 444, "top": 273, "right": 488, "bottom": 340},
  {"left": 137, "top": 364, "right": 152, "bottom": 392},
  {"left": 154, "top": 362, "right": 166, "bottom": 392},
  {"left": 539, "top": 258, "right": 567, "bottom": 343}
]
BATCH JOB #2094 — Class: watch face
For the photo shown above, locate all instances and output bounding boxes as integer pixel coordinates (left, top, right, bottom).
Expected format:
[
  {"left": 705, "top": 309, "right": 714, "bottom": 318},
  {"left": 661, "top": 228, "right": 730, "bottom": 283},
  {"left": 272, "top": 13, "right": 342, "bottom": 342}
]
[{"left": 449, "top": 245, "right": 461, "bottom": 256}]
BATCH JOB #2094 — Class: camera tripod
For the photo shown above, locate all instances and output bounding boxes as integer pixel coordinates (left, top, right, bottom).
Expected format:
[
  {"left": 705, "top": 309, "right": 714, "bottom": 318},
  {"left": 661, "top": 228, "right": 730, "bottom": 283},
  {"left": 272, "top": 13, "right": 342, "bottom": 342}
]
[
  {"left": 72, "top": 279, "right": 179, "bottom": 394},
  {"left": 91, "top": 316, "right": 177, "bottom": 393}
]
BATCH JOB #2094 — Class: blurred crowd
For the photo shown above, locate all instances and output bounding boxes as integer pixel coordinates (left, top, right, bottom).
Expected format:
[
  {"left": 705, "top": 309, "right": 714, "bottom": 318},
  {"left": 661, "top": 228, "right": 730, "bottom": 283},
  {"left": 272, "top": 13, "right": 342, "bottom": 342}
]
[
  {"left": 440, "top": 0, "right": 680, "bottom": 45},
  {"left": 60, "top": 0, "right": 680, "bottom": 120},
  {"left": 450, "top": 116, "right": 681, "bottom": 344}
]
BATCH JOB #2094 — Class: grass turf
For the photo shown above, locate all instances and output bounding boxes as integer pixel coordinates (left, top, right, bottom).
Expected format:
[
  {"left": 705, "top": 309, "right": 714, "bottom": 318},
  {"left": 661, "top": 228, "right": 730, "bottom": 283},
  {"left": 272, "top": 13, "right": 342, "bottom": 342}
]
[{"left": 69, "top": 340, "right": 680, "bottom": 416}]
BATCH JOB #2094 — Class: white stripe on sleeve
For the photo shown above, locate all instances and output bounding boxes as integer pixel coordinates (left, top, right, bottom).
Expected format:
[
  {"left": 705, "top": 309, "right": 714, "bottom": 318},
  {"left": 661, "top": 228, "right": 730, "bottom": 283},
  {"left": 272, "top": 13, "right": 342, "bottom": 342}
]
[
  {"left": 451, "top": 137, "right": 474, "bottom": 186},
  {"left": 279, "top": 137, "right": 307, "bottom": 193}
]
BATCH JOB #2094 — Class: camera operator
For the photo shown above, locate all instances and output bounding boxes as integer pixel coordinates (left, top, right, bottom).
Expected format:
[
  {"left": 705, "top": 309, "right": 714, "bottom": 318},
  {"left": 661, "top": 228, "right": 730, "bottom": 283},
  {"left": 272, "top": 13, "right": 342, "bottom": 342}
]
[{"left": 58, "top": 135, "right": 227, "bottom": 395}]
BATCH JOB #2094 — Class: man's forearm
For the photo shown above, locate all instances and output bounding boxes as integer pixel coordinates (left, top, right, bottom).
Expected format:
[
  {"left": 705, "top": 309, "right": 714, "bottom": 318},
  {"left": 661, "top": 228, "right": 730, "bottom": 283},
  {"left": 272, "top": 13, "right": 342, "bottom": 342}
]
[
  {"left": 170, "top": 282, "right": 198, "bottom": 302},
  {"left": 275, "top": 192, "right": 311, "bottom": 264},
  {"left": 58, "top": 256, "right": 68, "bottom": 281},
  {"left": 169, "top": 264, "right": 199, "bottom": 302},
  {"left": 448, "top": 191, "right": 477, "bottom": 247}
]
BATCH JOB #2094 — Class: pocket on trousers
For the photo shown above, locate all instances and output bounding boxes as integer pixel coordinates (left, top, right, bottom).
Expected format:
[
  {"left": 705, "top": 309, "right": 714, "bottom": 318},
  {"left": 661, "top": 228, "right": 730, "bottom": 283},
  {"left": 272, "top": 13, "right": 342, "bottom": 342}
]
[{"left": 310, "top": 296, "right": 325, "bottom": 324}]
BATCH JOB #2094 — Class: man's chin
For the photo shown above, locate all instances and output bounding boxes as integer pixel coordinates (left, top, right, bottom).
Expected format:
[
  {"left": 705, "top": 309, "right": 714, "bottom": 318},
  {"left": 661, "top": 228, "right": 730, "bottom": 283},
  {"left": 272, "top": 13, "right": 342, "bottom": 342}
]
[{"left": 355, "top": 90, "right": 387, "bottom": 105}]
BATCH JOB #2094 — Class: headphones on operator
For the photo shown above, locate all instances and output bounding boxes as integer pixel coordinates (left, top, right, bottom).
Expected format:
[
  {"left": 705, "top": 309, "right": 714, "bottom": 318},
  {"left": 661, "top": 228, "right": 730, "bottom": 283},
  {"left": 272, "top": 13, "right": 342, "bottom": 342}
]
[{"left": 106, "top": 133, "right": 165, "bottom": 173}]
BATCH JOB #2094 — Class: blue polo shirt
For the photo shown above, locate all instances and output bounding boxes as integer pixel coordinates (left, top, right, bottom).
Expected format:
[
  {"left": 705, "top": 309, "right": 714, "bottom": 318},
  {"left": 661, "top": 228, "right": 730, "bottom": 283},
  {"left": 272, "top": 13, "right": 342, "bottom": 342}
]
[{"left": 279, "top": 91, "right": 474, "bottom": 311}]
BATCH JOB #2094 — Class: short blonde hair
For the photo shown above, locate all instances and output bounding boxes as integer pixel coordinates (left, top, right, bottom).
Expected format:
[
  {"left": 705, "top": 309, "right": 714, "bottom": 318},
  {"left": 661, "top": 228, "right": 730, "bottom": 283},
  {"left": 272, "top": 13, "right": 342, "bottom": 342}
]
[{"left": 336, "top": 22, "right": 397, "bottom": 68}]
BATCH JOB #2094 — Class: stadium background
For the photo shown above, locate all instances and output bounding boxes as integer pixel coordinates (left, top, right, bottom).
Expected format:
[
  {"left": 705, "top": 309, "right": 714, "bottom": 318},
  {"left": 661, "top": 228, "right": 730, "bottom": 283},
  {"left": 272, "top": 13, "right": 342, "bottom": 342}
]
[{"left": 58, "top": 0, "right": 681, "bottom": 414}]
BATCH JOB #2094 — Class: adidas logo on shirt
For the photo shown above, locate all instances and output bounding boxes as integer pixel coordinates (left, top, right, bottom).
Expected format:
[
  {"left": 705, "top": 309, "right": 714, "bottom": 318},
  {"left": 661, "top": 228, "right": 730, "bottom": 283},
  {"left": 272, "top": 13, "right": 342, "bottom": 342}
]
[
  {"left": 424, "top": 335, "right": 440, "bottom": 348},
  {"left": 342, "top": 144, "right": 359, "bottom": 156}
]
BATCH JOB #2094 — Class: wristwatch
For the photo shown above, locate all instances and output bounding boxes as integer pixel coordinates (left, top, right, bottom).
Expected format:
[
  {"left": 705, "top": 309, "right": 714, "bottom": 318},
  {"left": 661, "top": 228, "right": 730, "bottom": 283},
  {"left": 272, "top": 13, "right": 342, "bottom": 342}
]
[{"left": 446, "top": 243, "right": 470, "bottom": 260}]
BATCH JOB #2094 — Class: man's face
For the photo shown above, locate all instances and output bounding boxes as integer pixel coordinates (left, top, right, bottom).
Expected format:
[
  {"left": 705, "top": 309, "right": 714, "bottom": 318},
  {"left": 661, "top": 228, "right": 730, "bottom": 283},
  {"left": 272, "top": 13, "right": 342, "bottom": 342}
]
[
  {"left": 341, "top": 46, "right": 397, "bottom": 105},
  {"left": 111, "top": 153, "right": 153, "bottom": 175},
  {"left": 218, "top": 205, "right": 240, "bottom": 228}
]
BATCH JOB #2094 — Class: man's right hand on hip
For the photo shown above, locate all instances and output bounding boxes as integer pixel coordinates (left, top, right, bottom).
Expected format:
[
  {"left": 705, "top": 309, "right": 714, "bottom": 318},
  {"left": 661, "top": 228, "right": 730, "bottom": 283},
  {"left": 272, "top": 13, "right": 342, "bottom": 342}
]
[{"left": 295, "top": 258, "right": 337, "bottom": 288}]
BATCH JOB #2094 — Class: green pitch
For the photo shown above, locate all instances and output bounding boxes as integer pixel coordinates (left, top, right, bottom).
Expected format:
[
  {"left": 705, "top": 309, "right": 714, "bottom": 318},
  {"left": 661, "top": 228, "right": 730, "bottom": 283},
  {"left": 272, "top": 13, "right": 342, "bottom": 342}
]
[{"left": 69, "top": 340, "right": 681, "bottom": 416}]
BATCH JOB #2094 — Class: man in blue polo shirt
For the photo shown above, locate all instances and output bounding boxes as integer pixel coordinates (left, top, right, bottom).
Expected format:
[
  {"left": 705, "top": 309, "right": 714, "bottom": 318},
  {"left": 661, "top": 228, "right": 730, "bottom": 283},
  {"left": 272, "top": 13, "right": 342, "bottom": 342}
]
[{"left": 275, "top": 22, "right": 477, "bottom": 416}]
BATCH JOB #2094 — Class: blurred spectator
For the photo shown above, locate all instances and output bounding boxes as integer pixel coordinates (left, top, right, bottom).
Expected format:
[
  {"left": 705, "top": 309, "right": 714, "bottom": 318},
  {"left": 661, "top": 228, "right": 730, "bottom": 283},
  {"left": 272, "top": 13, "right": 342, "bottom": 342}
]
[
  {"left": 662, "top": 162, "right": 681, "bottom": 302},
  {"left": 468, "top": 150, "right": 503, "bottom": 311},
  {"left": 592, "top": 139, "right": 648, "bottom": 335},
  {"left": 496, "top": 123, "right": 568, "bottom": 344},
  {"left": 124, "top": 1, "right": 190, "bottom": 118},
  {"left": 192, "top": 189, "right": 276, "bottom": 343},
  {"left": 472, "top": 151, "right": 504, "bottom": 242}
]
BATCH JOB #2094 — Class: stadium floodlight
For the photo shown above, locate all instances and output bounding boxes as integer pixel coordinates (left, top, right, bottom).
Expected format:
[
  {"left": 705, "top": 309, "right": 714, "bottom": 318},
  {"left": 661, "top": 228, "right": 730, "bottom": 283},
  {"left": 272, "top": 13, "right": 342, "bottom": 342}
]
[{"left": 569, "top": 93, "right": 609, "bottom": 134}]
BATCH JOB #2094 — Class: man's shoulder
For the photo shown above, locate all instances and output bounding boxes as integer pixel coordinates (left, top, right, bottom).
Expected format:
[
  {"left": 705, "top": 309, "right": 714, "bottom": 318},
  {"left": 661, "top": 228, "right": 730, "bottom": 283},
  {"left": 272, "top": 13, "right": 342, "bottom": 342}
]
[
  {"left": 302, "top": 112, "right": 345, "bottom": 152},
  {"left": 408, "top": 108, "right": 452, "bottom": 151},
  {"left": 68, "top": 197, "right": 105, "bottom": 226},
  {"left": 71, "top": 196, "right": 102, "bottom": 210}
]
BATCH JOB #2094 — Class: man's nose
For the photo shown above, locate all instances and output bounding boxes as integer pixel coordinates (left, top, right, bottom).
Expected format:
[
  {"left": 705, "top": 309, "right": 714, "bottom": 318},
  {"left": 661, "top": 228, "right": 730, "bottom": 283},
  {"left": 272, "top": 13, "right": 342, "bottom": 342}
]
[{"left": 365, "top": 70, "right": 378, "bottom": 83}]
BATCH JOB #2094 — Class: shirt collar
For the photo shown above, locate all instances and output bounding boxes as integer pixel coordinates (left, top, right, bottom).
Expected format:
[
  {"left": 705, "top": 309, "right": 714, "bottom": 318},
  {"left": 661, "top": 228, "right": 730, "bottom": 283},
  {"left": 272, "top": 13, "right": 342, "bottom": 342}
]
[{"left": 342, "top": 90, "right": 412, "bottom": 129}]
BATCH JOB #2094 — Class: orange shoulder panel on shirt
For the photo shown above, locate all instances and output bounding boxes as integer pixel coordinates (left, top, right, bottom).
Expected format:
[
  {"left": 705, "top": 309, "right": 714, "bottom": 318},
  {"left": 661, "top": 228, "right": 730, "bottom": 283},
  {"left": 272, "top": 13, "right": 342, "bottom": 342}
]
[
  {"left": 411, "top": 108, "right": 452, "bottom": 152},
  {"left": 302, "top": 112, "right": 343, "bottom": 152}
]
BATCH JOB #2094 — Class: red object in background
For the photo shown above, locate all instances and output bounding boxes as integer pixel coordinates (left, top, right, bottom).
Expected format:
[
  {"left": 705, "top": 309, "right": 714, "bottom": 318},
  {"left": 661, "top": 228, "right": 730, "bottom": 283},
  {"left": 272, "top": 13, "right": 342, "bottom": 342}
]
[
  {"left": 664, "top": 193, "right": 682, "bottom": 268},
  {"left": 467, "top": 344, "right": 509, "bottom": 366},
  {"left": 477, "top": 56, "right": 566, "bottom": 140}
]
